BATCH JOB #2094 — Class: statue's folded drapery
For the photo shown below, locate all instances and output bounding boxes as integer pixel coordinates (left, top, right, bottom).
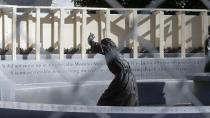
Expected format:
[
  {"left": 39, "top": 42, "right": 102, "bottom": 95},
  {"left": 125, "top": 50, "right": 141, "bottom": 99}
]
[
  {"left": 205, "top": 36, "right": 210, "bottom": 72},
  {"left": 89, "top": 38, "right": 139, "bottom": 106}
]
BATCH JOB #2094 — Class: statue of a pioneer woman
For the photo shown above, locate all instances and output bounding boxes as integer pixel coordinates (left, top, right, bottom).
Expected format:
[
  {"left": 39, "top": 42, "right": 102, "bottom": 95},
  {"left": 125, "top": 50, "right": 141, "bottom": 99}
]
[{"left": 88, "top": 33, "right": 139, "bottom": 106}]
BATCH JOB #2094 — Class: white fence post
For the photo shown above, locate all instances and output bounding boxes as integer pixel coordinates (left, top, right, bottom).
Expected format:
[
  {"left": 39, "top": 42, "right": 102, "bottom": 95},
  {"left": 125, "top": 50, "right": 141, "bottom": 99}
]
[
  {"left": 74, "top": 10, "right": 81, "bottom": 49},
  {"left": 2, "top": 12, "right": 5, "bottom": 49},
  {"left": 159, "top": 11, "right": 164, "bottom": 58},
  {"left": 98, "top": 10, "right": 103, "bottom": 42},
  {"left": 51, "top": 12, "right": 55, "bottom": 49},
  {"left": 181, "top": 11, "right": 186, "bottom": 58},
  {"left": 105, "top": 9, "right": 110, "bottom": 38},
  {"left": 26, "top": 12, "right": 30, "bottom": 49},
  {"left": 59, "top": 8, "right": 64, "bottom": 60},
  {"left": 81, "top": 9, "right": 87, "bottom": 59},
  {"left": 200, "top": 11, "right": 208, "bottom": 51},
  {"left": 151, "top": 11, "right": 157, "bottom": 47},
  {"left": 12, "top": 7, "right": 17, "bottom": 61},
  {"left": 128, "top": 10, "right": 134, "bottom": 49},
  {"left": 35, "top": 8, "right": 40, "bottom": 60},
  {"left": 132, "top": 9, "right": 138, "bottom": 59}
]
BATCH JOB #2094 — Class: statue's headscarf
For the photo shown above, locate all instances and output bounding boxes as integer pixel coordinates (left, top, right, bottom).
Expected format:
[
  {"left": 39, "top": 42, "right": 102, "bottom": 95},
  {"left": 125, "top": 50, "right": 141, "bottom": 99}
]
[{"left": 101, "top": 38, "right": 117, "bottom": 49}]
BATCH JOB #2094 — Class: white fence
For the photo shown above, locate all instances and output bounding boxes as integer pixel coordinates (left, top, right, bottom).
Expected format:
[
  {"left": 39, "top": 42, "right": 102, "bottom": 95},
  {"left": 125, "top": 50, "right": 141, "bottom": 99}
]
[{"left": 0, "top": 5, "right": 209, "bottom": 60}]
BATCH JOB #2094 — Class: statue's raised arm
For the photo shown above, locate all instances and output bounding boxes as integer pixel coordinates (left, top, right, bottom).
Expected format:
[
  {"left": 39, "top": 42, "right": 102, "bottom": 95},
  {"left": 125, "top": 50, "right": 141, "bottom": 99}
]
[{"left": 88, "top": 33, "right": 105, "bottom": 54}]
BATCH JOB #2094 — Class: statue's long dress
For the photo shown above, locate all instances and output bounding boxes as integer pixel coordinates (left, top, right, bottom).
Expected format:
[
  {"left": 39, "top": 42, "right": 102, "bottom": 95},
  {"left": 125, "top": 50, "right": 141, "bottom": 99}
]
[
  {"left": 89, "top": 40, "right": 139, "bottom": 106},
  {"left": 205, "top": 37, "right": 210, "bottom": 72}
]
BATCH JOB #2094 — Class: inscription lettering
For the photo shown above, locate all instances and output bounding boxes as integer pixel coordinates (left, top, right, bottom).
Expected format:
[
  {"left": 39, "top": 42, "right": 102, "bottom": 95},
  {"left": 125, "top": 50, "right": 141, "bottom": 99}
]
[{"left": 0, "top": 58, "right": 206, "bottom": 84}]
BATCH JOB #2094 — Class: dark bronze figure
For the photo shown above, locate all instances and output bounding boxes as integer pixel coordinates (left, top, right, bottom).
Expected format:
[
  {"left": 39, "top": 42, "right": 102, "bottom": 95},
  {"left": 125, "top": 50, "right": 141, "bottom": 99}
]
[
  {"left": 204, "top": 26, "right": 210, "bottom": 72},
  {"left": 88, "top": 33, "right": 139, "bottom": 106}
]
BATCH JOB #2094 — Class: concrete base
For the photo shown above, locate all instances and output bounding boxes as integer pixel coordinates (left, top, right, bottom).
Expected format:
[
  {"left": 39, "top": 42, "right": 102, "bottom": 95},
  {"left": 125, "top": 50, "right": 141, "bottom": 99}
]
[{"left": 0, "top": 101, "right": 209, "bottom": 118}]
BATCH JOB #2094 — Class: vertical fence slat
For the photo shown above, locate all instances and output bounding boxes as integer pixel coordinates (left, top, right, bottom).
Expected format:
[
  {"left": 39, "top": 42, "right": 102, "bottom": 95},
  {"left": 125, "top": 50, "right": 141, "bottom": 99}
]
[
  {"left": 26, "top": 13, "right": 30, "bottom": 48},
  {"left": 74, "top": 10, "right": 81, "bottom": 49},
  {"left": 172, "top": 12, "right": 180, "bottom": 49},
  {"left": 2, "top": 12, "right": 5, "bottom": 49},
  {"left": 159, "top": 11, "right": 164, "bottom": 58},
  {"left": 12, "top": 7, "right": 17, "bottom": 61},
  {"left": 181, "top": 12, "right": 186, "bottom": 58},
  {"left": 81, "top": 9, "right": 87, "bottom": 59},
  {"left": 128, "top": 10, "right": 133, "bottom": 49},
  {"left": 51, "top": 12, "right": 55, "bottom": 49},
  {"left": 176, "top": 12, "right": 182, "bottom": 56},
  {"left": 200, "top": 11, "right": 208, "bottom": 52},
  {"left": 59, "top": 8, "right": 64, "bottom": 60},
  {"left": 132, "top": 9, "right": 138, "bottom": 59},
  {"left": 151, "top": 11, "right": 157, "bottom": 47},
  {"left": 98, "top": 10, "right": 103, "bottom": 42},
  {"left": 105, "top": 9, "right": 110, "bottom": 38},
  {"left": 35, "top": 8, "right": 40, "bottom": 60}
]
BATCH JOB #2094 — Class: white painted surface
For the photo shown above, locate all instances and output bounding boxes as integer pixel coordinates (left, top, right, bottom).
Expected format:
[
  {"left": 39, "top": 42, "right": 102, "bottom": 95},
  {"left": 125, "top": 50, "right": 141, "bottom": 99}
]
[{"left": 0, "top": 7, "right": 208, "bottom": 58}]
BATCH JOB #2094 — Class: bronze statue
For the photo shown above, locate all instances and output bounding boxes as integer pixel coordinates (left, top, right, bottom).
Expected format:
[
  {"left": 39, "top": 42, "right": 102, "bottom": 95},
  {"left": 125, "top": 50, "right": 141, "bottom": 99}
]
[
  {"left": 204, "top": 26, "right": 210, "bottom": 72},
  {"left": 88, "top": 33, "right": 139, "bottom": 106},
  {"left": 205, "top": 26, "right": 210, "bottom": 56}
]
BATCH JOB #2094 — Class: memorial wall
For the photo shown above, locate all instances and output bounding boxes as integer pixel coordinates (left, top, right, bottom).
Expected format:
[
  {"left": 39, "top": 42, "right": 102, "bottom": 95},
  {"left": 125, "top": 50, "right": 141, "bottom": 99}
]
[
  {"left": 0, "top": 57, "right": 203, "bottom": 105},
  {"left": 0, "top": 58, "right": 205, "bottom": 85}
]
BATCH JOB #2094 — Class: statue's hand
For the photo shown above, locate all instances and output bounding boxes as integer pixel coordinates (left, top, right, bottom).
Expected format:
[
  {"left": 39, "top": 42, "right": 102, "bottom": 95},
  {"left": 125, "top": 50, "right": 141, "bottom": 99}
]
[{"left": 88, "top": 33, "right": 95, "bottom": 45}]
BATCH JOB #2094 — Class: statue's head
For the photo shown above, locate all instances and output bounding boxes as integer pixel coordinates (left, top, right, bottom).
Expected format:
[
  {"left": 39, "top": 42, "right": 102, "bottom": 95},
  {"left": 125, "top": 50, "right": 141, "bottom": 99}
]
[{"left": 101, "top": 38, "right": 117, "bottom": 48}]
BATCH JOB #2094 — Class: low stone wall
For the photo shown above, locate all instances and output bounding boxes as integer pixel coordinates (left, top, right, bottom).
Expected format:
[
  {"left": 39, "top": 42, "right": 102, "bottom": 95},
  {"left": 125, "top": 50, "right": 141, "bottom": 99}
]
[
  {"left": 0, "top": 57, "right": 206, "bottom": 105},
  {"left": 15, "top": 80, "right": 194, "bottom": 105},
  {"left": 0, "top": 56, "right": 205, "bottom": 84}
]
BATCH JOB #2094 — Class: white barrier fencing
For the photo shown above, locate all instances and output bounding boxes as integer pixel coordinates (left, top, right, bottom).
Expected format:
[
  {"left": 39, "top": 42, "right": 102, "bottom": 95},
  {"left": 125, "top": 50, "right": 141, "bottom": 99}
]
[{"left": 0, "top": 5, "right": 209, "bottom": 60}]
